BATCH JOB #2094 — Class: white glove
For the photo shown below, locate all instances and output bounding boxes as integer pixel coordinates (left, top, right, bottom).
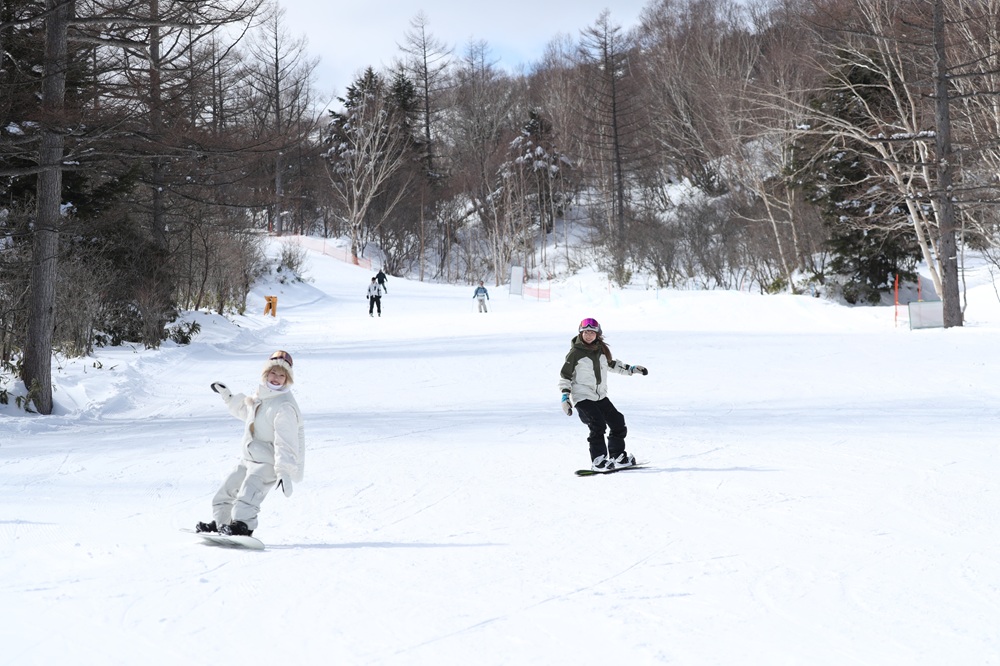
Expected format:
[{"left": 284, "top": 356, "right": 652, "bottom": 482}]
[
  {"left": 627, "top": 365, "right": 648, "bottom": 376},
  {"left": 277, "top": 477, "right": 293, "bottom": 497},
  {"left": 210, "top": 382, "right": 232, "bottom": 400},
  {"left": 561, "top": 392, "right": 573, "bottom": 416}
]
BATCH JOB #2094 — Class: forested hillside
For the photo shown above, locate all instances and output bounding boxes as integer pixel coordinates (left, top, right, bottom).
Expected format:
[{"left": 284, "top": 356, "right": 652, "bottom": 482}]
[{"left": 3, "top": 0, "right": 1000, "bottom": 412}]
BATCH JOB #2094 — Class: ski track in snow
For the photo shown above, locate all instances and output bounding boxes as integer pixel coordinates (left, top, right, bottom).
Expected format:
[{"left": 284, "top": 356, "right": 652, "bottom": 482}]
[{"left": 3, "top": 240, "right": 1000, "bottom": 664}]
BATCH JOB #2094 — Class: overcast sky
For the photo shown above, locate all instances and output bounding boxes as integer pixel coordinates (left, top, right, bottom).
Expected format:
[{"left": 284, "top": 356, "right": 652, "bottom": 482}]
[{"left": 280, "top": 1, "right": 652, "bottom": 107}]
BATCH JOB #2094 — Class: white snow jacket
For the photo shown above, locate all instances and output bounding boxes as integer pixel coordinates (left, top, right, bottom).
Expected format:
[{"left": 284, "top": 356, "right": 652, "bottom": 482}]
[
  {"left": 367, "top": 283, "right": 383, "bottom": 298},
  {"left": 558, "top": 336, "right": 634, "bottom": 405},
  {"left": 222, "top": 384, "right": 305, "bottom": 482}
]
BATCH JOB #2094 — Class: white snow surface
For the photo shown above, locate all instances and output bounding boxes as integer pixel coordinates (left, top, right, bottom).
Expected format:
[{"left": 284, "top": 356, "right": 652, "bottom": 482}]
[{"left": 3, "top": 241, "right": 1000, "bottom": 665}]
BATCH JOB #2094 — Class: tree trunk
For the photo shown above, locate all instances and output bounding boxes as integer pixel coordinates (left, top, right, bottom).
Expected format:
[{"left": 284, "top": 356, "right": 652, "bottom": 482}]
[
  {"left": 23, "top": 0, "right": 73, "bottom": 415},
  {"left": 933, "top": 0, "right": 962, "bottom": 327}
]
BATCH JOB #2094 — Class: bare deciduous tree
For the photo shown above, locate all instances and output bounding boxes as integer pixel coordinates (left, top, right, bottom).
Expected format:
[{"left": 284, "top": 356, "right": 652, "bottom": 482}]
[
  {"left": 726, "top": 0, "right": 819, "bottom": 289},
  {"left": 326, "top": 69, "right": 414, "bottom": 258},
  {"left": 528, "top": 34, "right": 584, "bottom": 268},
  {"left": 239, "top": 2, "right": 319, "bottom": 235},
  {"left": 577, "top": 10, "right": 646, "bottom": 283},
  {"left": 450, "top": 40, "right": 522, "bottom": 283}
]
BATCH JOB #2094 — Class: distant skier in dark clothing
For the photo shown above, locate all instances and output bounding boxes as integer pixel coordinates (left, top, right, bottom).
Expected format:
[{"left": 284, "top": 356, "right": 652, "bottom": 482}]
[
  {"left": 473, "top": 281, "right": 490, "bottom": 313},
  {"left": 558, "top": 317, "right": 647, "bottom": 472},
  {"left": 367, "top": 277, "right": 383, "bottom": 317},
  {"left": 376, "top": 269, "right": 388, "bottom": 292}
]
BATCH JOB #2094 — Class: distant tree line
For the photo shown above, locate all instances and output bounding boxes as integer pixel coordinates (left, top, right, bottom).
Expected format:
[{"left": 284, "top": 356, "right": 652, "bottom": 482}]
[{"left": 3, "top": 0, "right": 1000, "bottom": 412}]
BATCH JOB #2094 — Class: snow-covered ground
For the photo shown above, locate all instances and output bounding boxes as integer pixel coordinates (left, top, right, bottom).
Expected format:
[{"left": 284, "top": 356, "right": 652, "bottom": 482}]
[{"left": 2, "top": 239, "right": 1000, "bottom": 665}]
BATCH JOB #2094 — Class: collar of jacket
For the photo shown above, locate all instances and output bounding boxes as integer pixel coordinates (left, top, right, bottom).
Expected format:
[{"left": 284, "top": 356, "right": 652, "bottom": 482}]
[{"left": 256, "top": 383, "right": 290, "bottom": 400}]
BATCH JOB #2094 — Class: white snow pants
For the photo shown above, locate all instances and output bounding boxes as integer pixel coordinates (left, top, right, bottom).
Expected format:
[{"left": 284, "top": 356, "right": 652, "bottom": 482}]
[
  {"left": 212, "top": 459, "right": 277, "bottom": 530},
  {"left": 477, "top": 297, "right": 488, "bottom": 313}
]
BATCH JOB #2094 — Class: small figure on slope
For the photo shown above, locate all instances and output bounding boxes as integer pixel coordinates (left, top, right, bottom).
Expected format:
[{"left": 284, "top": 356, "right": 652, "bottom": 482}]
[
  {"left": 473, "top": 281, "right": 490, "bottom": 313},
  {"left": 196, "top": 350, "right": 305, "bottom": 536},
  {"left": 376, "top": 268, "right": 388, "bottom": 293},
  {"left": 368, "top": 277, "right": 384, "bottom": 317},
  {"left": 558, "top": 318, "right": 647, "bottom": 472}
]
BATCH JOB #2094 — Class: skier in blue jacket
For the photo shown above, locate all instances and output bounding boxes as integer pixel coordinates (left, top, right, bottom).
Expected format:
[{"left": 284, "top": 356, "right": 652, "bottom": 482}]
[{"left": 473, "top": 281, "right": 490, "bottom": 313}]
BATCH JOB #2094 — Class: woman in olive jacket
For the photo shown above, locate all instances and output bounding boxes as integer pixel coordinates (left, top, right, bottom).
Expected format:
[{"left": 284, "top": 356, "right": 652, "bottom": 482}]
[{"left": 558, "top": 318, "right": 647, "bottom": 472}]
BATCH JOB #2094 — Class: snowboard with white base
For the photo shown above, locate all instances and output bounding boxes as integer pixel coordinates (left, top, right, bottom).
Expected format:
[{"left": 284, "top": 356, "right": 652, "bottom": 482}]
[
  {"left": 575, "top": 462, "right": 648, "bottom": 477},
  {"left": 182, "top": 528, "right": 265, "bottom": 550}
]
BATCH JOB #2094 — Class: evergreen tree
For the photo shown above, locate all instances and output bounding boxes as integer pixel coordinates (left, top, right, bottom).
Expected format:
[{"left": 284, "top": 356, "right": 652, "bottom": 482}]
[
  {"left": 507, "top": 109, "right": 573, "bottom": 235},
  {"left": 326, "top": 68, "right": 420, "bottom": 256},
  {"left": 796, "top": 56, "right": 922, "bottom": 303}
]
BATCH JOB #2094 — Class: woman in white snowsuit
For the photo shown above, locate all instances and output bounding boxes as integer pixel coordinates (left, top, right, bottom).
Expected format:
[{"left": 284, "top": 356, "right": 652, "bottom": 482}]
[
  {"left": 196, "top": 350, "right": 305, "bottom": 536},
  {"left": 558, "top": 318, "right": 647, "bottom": 472}
]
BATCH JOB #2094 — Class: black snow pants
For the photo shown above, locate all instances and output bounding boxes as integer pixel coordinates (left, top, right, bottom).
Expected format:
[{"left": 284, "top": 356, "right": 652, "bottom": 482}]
[{"left": 574, "top": 397, "right": 627, "bottom": 461}]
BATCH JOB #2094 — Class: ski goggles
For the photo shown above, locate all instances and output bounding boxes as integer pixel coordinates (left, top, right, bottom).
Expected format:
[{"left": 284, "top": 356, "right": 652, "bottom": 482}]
[
  {"left": 269, "top": 350, "right": 293, "bottom": 367},
  {"left": 578, "top": 318, "right": 601, "bottom": 333}
]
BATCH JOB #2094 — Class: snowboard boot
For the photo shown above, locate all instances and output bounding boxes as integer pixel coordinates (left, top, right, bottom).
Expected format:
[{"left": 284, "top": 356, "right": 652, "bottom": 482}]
[
  {"left": 611, "top": 452, "right": 636, "bottom": 469},
  {"left": 195, "top": 520, "right": 218, "bottom": 533},
  {"left": 219, "top": 520, "right": 253, "bottom": 537},
  {"left": 591, "top": 455, "right": 617, "bottom": 472}
]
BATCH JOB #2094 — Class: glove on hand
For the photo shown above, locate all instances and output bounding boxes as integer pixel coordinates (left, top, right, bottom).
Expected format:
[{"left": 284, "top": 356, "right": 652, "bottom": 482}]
[
  {"left": 210, "top": 382, "right": 232, "bottom": 400},
  {"left": 277, "top": 477, "right": 293, "bottom": 497},
  {"left": 628, "top": 365, "right": 648, "bottom": 376},
  {"left": 561, "top": 392, "right": 573, "bottom": 416}
]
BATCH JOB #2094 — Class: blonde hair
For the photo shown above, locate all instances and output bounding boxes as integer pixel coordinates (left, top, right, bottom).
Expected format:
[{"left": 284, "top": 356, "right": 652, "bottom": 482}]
[{"left": 261, "top": 350, "right": 294, "bottom": 384}]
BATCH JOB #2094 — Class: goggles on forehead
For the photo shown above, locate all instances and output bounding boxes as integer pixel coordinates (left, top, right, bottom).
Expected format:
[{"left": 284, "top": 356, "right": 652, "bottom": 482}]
[
  {"left": 578, "top": 318, "right": 601, "bottom": 333},
  {"left": 269, "top": 350, "right": 293, "bottom": 367}
]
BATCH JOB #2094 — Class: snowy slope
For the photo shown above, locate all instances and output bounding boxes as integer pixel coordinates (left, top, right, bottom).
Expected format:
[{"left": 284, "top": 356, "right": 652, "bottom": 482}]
[{"left": 2, "top": 239, "right": 999, "bottom": 665}]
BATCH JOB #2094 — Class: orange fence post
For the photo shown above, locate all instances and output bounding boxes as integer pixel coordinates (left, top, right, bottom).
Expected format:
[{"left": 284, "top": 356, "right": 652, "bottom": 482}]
[{"left": 893, "top": 274, "right": 898, "bottom": 327}]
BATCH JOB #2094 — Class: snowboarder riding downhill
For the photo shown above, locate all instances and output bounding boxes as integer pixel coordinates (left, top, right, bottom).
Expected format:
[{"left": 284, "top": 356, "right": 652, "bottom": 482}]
[
  {"left": 558, "top": 318, "right": 647, "bottom": 472},
  {"left": 196, "top": 350, "right": 305, "bottom": 537}
]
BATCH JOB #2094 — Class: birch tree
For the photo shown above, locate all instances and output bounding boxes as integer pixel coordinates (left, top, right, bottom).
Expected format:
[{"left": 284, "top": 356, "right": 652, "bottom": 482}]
[
  {"left": 724, "top": 0, "right": 819, "bottom": 289},
  {"left": 766, "top": 0, "right": 954, "bottom": 320},
  {"left": 325, "top": 69, "right": 414, "bottom": 258}
]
